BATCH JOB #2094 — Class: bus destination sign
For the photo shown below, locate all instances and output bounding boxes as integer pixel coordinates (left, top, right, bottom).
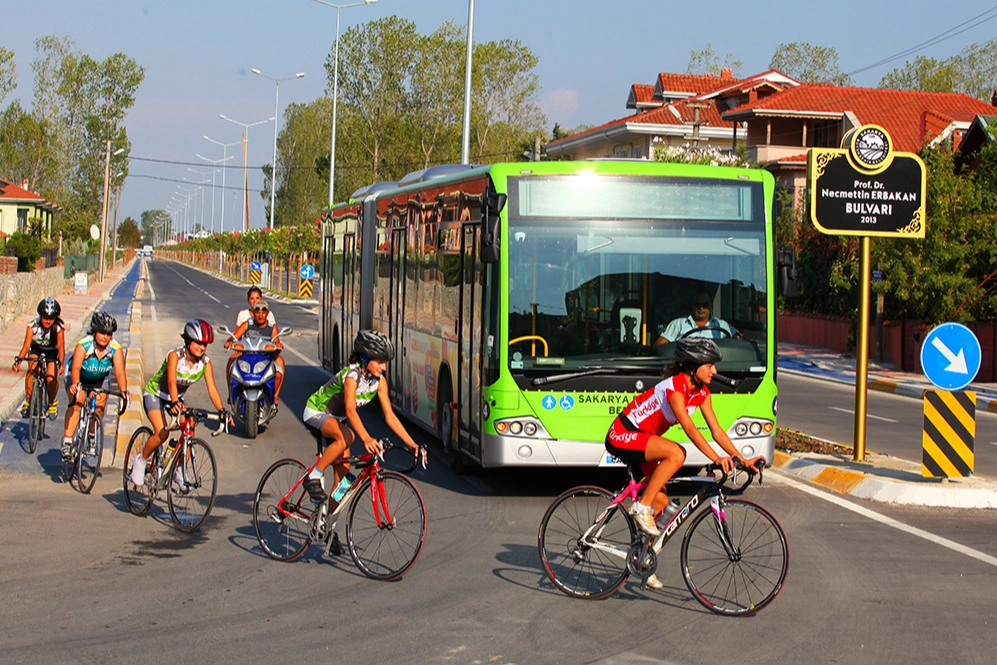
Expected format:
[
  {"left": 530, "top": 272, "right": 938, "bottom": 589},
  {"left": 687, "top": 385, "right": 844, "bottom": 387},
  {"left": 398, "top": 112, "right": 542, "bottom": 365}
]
[{"left": 807, "top": 125, "right": 926, "bottom": 238}]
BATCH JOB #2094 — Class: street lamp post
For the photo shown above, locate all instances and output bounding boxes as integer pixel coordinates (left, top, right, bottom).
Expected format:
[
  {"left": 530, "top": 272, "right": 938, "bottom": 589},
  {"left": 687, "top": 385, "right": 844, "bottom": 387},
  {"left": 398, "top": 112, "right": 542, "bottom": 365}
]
[
  {"left": 220, "top": 114, "right": 274, "bottom": 231},
  {"left": 176, "top": 185, "right": 197, "bottom": 240},
  {"left": 186, "top": 169, "right": 212, "bottom": 235},
  {"left": 252, "top": 68, "right": 305, "bottom": 229},
  {"left": 310, "top": 0, "right": 377, "bottom": 207},
  {"left": 203, "top": 136, "right": 241, "bottom": 233},
  {"left": 461, "top": 0, "right": 475, "bottom": 165},
  {"left": 196, "top": 153, "right": 233, "bottom": 234},
  {"left": 99, "top": 142, "right": 125, "bottom": 282}
]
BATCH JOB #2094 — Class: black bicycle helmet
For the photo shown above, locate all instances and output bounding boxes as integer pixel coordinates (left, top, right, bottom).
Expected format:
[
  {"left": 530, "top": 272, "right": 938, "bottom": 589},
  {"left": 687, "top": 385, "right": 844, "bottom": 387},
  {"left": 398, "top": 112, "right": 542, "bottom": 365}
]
[
  {"left": 90, "top": 310, "right": 118, "bottom": 334},
  {"left": 674, "top": 337, "right": 722, "bottom": 367},
  {"left": 38, "top": 297, "right": 61, "bottom": 318},
  {"left": 182, "top": 319, "right": 214, "bottom": 344},
  {"left": 353, "top": 330, "right": 394, "bottom": 361}
]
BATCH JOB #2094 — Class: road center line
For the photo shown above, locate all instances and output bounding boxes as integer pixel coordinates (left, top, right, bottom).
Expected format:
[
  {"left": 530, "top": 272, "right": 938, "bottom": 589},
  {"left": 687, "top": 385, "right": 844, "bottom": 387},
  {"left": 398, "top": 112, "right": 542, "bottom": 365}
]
[
  {"left": 770, "top": 472, "right": 997, "bottom": 569},
  {"left": 828, "top": 406, "right": 899, "bottom": 423}
]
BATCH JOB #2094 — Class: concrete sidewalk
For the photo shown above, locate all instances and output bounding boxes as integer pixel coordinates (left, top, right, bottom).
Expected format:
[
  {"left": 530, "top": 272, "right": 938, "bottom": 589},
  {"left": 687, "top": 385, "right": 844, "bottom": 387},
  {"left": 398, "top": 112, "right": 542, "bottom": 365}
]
[
  {"left": 0, "top": 259, "right": 140, "bottom": 474},
  {"left": 775, "top": 342, "right": 997, "bottom": 508}
]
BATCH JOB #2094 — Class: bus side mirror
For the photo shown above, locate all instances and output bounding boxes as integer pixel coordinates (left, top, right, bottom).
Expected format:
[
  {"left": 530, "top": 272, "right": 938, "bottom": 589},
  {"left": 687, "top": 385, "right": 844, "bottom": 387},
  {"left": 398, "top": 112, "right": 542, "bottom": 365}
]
[
  {"left": 777, "top": 246, "right": 799, "bottom": 298},
  {"left": 480, "top": 192, "right": 507, "bottom": 264}
]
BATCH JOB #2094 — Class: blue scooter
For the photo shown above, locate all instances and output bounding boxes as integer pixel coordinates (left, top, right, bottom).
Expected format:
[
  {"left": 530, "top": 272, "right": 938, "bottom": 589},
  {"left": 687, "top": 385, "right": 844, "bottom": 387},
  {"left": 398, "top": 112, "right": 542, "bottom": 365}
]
[{"left": 218, "top": 324, "right": 291, "bottom": 439}]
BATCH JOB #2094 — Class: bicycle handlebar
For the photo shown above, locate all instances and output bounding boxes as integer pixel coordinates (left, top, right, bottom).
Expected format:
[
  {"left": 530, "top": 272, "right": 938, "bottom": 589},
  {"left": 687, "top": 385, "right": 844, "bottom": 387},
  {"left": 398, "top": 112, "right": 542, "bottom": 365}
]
[
  {"left": 703, "top": 458, "right": 766, "bottom": 495},
  {"left": 170, "top": 405, "right": 230, "bottom": 437},
  {"left": 82, "top": 387, "right": 129, "bottom": 417},
  {"left": 344, "top": 439, "right": 427, "bottom": 474}
]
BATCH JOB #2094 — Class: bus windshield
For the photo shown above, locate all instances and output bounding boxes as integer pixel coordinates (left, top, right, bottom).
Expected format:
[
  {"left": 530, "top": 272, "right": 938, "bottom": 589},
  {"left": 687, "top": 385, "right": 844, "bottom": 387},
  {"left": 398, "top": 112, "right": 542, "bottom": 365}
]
[{"left": 506, "top": 175, "right": 768, "bottom": 376}]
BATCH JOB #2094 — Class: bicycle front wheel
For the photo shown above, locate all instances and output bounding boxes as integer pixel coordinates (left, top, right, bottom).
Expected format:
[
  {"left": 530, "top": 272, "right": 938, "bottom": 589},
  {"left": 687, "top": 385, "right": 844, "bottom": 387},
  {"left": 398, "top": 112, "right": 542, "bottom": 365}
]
[
  {"left": 28, "top": 381, "right": 44, "bottom": 454},
  {"left": 538, "top": 486, "right": 636, "bottom": 600},
  {"left": 123, "top": 426, "right": 156, "bottom": 515},
  {"left": 253, "top": 459, "right": 313, "bottom": 561},
  {"left": 168, "top": 438, "right": 217, "bottom": 532},
  {"left": 346, "top": 471, "right": 426, "bottom": 581},
  {"left": 76, "top": 415, "right": 103, "bottom": 494},
  {"left": 681, "top": 498, "right": 789, "bottom": 616}
]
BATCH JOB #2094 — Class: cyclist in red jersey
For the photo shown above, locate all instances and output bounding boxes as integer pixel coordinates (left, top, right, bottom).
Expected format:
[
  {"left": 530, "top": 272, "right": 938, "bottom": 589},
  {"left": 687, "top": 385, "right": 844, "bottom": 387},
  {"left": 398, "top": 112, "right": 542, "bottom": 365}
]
[{"left": 605, "top": 338, "right": 764, "bottom": 545}]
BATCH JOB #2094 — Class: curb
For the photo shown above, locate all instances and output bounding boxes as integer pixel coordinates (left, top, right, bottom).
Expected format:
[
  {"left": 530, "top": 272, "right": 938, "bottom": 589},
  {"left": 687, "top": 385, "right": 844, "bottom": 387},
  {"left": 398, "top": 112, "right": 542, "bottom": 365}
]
[
  {"left": 770, "top": 450, "right": 997, "bottom": 508},
  {"left": 107, "top": 261, "right": 148, "bottom": 469}
]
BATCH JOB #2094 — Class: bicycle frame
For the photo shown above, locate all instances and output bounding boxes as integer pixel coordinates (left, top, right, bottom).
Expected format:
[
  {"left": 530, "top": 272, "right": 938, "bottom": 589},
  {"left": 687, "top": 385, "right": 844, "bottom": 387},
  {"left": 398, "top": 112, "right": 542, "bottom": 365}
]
[{"left": 280, "top": 452, "right": 391, "bottom": 532}]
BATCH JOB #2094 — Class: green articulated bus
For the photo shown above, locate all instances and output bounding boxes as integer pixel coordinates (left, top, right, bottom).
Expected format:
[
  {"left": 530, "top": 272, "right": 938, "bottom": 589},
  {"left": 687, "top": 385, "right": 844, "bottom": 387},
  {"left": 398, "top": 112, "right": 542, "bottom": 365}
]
[{"left": 320, "top": 160, "right": 781, "bottom": 473}]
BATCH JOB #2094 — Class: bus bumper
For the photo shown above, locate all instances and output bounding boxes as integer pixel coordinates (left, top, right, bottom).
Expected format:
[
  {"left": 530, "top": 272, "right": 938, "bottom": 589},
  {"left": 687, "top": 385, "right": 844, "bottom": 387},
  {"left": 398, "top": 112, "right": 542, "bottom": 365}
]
[{"left": 478, "top": 433, "right": 776, "bottom": 469}]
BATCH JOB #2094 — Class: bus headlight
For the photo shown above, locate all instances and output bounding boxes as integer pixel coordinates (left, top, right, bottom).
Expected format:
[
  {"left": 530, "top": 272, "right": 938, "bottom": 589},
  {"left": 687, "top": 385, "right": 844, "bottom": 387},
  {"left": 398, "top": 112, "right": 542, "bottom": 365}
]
[
  {"left": 729, "top": 417, "right": 774, "bottom": 439},
  {"left": 524, "top": 422, "right": 537, "bottom": 436},
  {"left": 493, "top": 417, "right": 550, "bottom": 438},
  {"left": 510, "top": 422, "right": 523, "bottom": 435}
]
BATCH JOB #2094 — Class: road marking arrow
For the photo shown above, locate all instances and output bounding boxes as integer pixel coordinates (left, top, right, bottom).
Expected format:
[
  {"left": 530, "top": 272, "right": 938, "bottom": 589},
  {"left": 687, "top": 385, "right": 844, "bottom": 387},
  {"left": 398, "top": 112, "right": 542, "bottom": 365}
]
[{"left": 932, "top": 337, "right": 968, "bottom": 374}]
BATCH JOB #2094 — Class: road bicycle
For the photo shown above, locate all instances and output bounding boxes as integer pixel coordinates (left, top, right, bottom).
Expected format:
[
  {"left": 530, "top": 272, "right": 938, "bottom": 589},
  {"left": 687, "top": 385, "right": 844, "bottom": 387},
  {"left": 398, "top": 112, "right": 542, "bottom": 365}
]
[
  {"left": 16, "top": 355, "right": 58, "bottom": 454},
  {"left": 64, "top": 387, "right": 126, "bottom": 494},
  {"left": 253, "top": 436, "right": 427, "bottom": 581},
  {"left": 123, "top": 405, "right": 226, "bottom": 532},
  {"left": 538, "top": 460, "right": 788, "bottom": 616}
]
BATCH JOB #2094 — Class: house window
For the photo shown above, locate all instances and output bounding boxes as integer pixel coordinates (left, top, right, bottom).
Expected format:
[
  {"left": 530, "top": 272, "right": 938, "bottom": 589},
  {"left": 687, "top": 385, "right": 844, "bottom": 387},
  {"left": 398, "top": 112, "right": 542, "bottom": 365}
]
[
  {"left": 615, "top": 147, "right": 630, "bottom": 158},
  {"left": 17, "top": 208, "right": 29, "bottom": 233},
  {"left": 631, "top": 146, "right": 643, "bottom": 159},
  {"left": 812, "top": 121, "right": 839, "bottom": 148}
]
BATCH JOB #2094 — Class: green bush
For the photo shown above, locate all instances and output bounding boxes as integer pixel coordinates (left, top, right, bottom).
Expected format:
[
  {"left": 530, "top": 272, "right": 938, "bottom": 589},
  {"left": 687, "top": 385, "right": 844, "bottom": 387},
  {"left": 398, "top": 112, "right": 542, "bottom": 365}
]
[{"left": 7, "top": 232, "right": 42, "bottom": 272}]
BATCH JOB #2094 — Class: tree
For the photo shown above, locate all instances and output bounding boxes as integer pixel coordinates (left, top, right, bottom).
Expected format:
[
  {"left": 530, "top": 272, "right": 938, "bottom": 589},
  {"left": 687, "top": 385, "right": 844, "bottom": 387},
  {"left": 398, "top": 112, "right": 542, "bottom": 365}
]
[
  {"left": 0, "top": 46, "right": 16, "bottom": 104},
  {"left": 470, "top": 38, "right": 547, "bottom": 163},
  {"left": 685, "top": 43, "right": 742, "bottom": 77},
  {"left": 0, "top": 100, "right": 57, "bottom": 191},
  {"left": 117, "top": 216, "right": 141, "bottom": 248},
  {"left": 262, "top": 98, "right": 332, "bottom": 226},
  {"left": 769, "top": 42, "right": 852, "bottom": 85},
  {"left": 879, "top": 39, "right": 997, "bottom": 101},
  {"left": 141, "top": 209, "right": 170, "bottom": 244},
  {"left": 878, "top": 56, "right": 959, "bottom": 93}
]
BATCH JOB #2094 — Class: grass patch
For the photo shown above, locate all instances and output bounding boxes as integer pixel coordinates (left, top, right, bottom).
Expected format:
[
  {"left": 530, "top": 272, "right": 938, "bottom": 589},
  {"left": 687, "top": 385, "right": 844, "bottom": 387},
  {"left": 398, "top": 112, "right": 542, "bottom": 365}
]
[{"left": 776, "top": 428, "right": 852, "bottom": 455}]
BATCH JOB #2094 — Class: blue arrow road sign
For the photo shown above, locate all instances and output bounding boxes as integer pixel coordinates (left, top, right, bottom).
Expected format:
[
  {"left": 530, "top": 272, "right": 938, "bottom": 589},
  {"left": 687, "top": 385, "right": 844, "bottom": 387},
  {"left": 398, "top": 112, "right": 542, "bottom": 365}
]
[
  {"left": 920, "top": 323, "right": 981, "bottom": 391},
  {"left": 300, "top": 263, "right": 315, "bottom": 279},
  {"left": 250, "top": 260, "right": 261, "bottom": 271}
]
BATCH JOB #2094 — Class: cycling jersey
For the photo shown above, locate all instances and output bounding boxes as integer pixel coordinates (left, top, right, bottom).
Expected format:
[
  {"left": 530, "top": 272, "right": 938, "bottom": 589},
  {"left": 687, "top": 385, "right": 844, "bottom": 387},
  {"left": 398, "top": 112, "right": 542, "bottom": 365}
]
[
  {"left": 606, "top": 374, "right": 710, "bottom": 454},
  {"left": 28, "top": 317, "right": 61, "bottom": 357},
  {"left": 305, "top": 364, "right": 380, "bottom": 418},
  {"left": 144, "top": 345, "right": 209, "bottom": 401},
  {"left": 68, "top": 335, "right": 121, "bottom": 385}
]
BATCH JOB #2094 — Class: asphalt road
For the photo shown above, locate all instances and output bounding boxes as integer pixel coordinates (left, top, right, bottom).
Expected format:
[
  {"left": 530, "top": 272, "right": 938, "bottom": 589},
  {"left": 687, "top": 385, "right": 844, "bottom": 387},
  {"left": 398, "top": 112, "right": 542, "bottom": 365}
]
[
  {"left": 1, "top": 260, "right": 996, "bottom": 665},
  {"left": 778, "top": 371, "right": 997, "bottom": 478}
]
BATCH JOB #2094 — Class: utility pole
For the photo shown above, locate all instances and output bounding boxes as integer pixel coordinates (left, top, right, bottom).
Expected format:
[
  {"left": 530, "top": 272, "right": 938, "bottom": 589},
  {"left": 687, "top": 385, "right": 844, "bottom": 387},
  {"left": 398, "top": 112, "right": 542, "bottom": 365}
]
[{"left": 687, "top": 101, "right": 711, "bottom": 149}]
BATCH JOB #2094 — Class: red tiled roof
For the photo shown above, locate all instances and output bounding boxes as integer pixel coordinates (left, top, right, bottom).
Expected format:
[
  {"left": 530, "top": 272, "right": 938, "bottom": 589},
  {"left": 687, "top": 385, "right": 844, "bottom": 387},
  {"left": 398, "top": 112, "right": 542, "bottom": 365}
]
[
  {"left": 0, "top": 180, "right": 45, "bottom": 202},
  {"left": 629, "top": 83, "right": 656, "bottom": 106},
  {"left": 722, "top": 85, "right": 997, "bottom": 152},
  {"left": 655, "top": 73, "right": 738, "bottom": 97}
]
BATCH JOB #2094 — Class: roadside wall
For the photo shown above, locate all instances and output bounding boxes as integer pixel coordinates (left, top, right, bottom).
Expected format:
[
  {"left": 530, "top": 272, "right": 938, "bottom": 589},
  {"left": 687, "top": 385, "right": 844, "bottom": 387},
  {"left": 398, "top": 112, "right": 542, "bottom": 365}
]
[{"left": 0, "top": 266, "right": 71, "bottom": 333}]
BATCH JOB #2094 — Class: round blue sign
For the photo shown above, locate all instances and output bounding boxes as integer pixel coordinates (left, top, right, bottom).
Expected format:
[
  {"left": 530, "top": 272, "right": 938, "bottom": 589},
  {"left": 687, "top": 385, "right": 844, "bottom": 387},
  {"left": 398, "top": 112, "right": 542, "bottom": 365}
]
[
  {"left": 541, "top": 395, "right": 556, "bottom": 411},
  {"left": 559, "top": 395, "right": 575, "bottom": 411},
  {"left": 300, "top": 263, "right": 315, "bottom": 279},
  {"left": 920, "top": 323, "right": 981, "bottom": 391},
  {"left": 250, "top": 260, "right": 261, "bottom": 271}
]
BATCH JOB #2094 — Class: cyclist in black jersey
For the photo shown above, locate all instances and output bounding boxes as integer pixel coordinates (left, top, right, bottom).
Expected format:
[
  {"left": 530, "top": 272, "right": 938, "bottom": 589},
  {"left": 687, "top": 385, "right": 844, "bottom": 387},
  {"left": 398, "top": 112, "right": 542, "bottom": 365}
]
[{"left": 13, "top": 297, "right": 66, "bottom": 420}]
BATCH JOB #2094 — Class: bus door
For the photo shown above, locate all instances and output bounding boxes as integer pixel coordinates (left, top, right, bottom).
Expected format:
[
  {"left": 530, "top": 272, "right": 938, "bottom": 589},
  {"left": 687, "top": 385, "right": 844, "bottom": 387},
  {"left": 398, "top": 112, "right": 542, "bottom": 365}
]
[
  {"left": 321, "top": 233, "right": 336, "bottom": 370},
  {"left": 388, "top": 228, "right": 406, "bottom": 406},
  {"left": 457, "top": 223, "right": 481, "bottom": 457},
  {"left": 342, "top": 233, "right": 357, "bottom": 363}
]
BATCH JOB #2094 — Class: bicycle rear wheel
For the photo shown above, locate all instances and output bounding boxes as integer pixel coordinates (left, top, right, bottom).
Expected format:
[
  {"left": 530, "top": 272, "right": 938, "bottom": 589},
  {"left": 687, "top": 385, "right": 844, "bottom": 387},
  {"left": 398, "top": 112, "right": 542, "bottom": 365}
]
[
  {"left": 538, "top": 486, "right": 636, "bottom": 600},
  {"left": 28, "top": 380, "right": 44, "bottom": 454},
  {"left": 167, "top": 437, "right": 217, "bottom": 532},
  {"left": 123, "top": 426, "right": 156, "bottom": 515},
  {"left": 76, "top": 414, "right": 103, "bottom": 494},
  {"left": 681, "top": 498, "right": 789, "bottom": 616},
  {"left": 253, "top": 459, "right": 314, "bottom": 561},
  {"left": 346, "top": 471, "right": 426, "bottom": 581}
]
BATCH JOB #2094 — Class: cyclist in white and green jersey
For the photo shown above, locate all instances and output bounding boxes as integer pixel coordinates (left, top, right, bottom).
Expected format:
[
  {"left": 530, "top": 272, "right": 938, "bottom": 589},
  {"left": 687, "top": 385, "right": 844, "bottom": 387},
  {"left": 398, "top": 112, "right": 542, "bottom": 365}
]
[
  {"left": 129, "top": 319, "right": 230, "bottom": 487},
  {"left": 302, "top": 330, "right": 426, "bottom": 502}
]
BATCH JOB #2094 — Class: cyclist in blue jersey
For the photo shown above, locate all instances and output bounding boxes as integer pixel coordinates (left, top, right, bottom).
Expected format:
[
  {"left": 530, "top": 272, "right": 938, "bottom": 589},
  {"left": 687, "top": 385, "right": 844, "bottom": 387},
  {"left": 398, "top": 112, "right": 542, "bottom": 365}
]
[
  {"left": 302, "top": 330, "right": 426, "bottom": 502},
  {"left": 13, "top": 297, "right": 66, "bottom": 420},
  {"left": 61, "top": 311, "right": 129, "bottom": 460}
]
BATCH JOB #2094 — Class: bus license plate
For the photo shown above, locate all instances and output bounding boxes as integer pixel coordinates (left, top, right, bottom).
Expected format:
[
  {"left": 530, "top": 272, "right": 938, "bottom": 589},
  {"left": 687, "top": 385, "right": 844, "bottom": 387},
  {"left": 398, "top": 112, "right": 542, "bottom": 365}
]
[{"left": 601, "top": 453, "right": 625, "bottom": 467}]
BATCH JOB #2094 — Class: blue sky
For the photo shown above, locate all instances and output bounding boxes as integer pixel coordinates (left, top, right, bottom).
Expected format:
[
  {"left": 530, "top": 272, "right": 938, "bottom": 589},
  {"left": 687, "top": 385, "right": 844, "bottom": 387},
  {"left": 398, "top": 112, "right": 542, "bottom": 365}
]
[{"left": 5, "top": 0, "right": 996, "bottom": 230}]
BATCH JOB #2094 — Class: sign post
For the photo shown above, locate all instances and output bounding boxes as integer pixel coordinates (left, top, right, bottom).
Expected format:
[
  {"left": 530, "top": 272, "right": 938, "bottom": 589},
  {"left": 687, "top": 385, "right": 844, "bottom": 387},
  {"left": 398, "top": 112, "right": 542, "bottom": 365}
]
[
  {"left": 299, "top": 263, "right": 314, "bottom": 298},
  {"left": 807, "top": 125, "right": 926, "bottom": 461}
]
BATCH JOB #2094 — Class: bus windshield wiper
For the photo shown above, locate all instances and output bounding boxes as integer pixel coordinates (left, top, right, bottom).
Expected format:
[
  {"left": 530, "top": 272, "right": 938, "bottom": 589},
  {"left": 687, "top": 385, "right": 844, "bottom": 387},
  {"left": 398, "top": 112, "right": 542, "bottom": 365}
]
[{"left": 531, "top": 365, "right": 649, "bottom": 386}]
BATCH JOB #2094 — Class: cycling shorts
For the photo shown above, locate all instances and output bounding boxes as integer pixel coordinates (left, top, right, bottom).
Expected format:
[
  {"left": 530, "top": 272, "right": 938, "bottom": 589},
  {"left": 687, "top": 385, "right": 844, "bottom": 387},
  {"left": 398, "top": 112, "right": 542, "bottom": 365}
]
[
  {"left": 302, "top": 405, "right": 346, "bottom": 433},
  {"left": 143, "top": 393, "right": 174, "bottom": 416},
  {"left": 66, "top": 380, "right": 107, "bottom": 401},
  {"left": 27, "top": 345, "right": 59, "bottom": 364},
  {"left": 605, "top": 417, "right": 658, "bottom": 478}
]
